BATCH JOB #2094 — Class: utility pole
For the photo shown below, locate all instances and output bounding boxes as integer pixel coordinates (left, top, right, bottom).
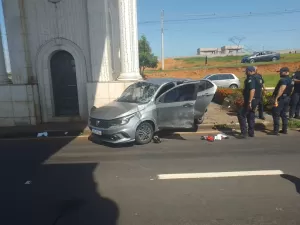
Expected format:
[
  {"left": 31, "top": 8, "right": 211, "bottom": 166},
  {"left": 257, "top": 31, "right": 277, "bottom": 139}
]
[{"left": 161, "top": 10, "right": 164, "bottom": 70}]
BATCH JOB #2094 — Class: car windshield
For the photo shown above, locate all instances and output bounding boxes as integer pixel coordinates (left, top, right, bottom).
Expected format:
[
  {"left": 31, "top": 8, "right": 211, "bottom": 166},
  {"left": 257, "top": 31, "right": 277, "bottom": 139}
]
[
  {"left": 116, "top": 82, "right": 159, "bottom": 104},
  {"left": 204, "top": 75, "right": 211, "bottom": 79}
]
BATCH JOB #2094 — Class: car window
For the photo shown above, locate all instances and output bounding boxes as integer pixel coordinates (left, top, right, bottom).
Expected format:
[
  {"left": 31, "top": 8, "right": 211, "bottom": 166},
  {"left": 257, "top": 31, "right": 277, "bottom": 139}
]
[
  {"left": 155, "top": 83, "right": 175, "bottom": 100},
  {"left": 159, "top": 84, "right": 196, "bottom": 103},
  {"left": 208, "top": 75, "right": 219, "bottom": 81},
  {"left": 226, "top": 74, "right": 235, "bottom": 79},
  {"left": 198, "top": 80, "right": 214, "bottom": 92}
]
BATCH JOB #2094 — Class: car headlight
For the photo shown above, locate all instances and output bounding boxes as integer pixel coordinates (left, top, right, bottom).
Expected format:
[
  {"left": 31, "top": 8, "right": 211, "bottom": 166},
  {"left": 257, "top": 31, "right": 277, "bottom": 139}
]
[{"left": 110, "top": 114, "right": 135, "bottom": 126}]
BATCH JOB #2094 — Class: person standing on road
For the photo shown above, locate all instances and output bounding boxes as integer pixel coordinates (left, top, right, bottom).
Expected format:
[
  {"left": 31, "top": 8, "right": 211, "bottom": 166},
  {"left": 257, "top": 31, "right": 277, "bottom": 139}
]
[
  {"left": 271, "top": 67, "right": 294, "bottom": 135},
  {"left": 254, "top": 66, "right": 266, "bottom": 120},
  {"left": 289, "top": 71, "right": 300, "bottom": 119},
  {"left": 237, "top": 66, "right": 260, "bottom": 138}
]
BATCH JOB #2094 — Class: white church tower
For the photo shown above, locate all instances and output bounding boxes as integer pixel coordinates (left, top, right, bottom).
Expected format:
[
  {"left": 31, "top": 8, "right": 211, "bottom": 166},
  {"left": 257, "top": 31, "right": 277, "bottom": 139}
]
[{"left": 0, "top": 0, "right": 142, "bottom": 126}]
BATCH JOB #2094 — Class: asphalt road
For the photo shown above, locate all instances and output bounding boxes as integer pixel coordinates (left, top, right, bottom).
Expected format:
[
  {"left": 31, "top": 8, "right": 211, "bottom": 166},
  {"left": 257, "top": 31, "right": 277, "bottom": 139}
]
[{"left": 1, "top": 130, "right": 300, "bottom": 225}]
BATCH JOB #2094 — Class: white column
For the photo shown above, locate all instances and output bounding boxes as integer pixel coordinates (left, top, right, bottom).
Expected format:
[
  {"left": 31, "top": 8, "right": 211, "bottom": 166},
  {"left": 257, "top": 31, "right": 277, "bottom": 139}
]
[
  {"left": 3, "top": 0, "right": 31, "bottom": 84},
  {"left": 0, "top": 27, "right": 9, "bottom": 84},
  {"left": 117, "top": 0, "right": 142, "bottom": 80}
]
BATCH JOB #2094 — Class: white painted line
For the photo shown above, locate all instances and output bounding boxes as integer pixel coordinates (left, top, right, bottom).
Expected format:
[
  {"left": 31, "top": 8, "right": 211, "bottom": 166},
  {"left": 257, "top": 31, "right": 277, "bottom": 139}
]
[
  {"left": 157, "top": 170, "right": 284, "bottom": 180},
  {"left": 24, "top": 180, "right": 32, "bottom": 185}
]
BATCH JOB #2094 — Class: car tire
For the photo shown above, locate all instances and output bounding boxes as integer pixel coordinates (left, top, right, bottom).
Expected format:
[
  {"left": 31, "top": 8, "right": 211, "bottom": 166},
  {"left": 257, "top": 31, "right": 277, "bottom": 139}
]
[
  {"left": 194, "top": 117, "right": 204, "bottom": 125},
  {"left": 135, "top": 121, "right": 154, "bottom": 145},
  {"left": 229, "top": 84, "right": 238, "bottom": 89},
  {"left": 249, "top": 59, "right": 255, "bottom": 63},
  {"left": 272, "top": 57, "right": 277, "bottom": 62}
]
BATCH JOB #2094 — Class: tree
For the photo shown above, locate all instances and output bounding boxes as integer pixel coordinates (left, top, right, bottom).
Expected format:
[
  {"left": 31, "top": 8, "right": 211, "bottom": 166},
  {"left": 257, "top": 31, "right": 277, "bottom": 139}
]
[{"left": 138, "top": 35, "right": 158, "bottom": 78}]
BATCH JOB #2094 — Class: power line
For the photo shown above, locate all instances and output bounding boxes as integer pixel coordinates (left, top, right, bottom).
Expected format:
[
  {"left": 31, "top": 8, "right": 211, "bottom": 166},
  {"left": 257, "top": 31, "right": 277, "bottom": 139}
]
[{"left": 139, "top": 9, "right": 300, "bottom": 25}]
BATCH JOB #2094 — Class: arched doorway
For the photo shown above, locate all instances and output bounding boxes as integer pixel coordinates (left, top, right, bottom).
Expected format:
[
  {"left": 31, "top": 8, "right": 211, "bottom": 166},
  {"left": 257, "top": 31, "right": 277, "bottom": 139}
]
[{"left": 50, "top": 51, "right": 79, "bottom": 116}]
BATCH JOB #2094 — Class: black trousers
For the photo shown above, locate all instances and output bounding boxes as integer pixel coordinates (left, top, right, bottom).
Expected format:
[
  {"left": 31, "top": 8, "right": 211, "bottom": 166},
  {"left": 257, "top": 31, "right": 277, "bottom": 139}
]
[
  {"left": 257, "top": 96, "right": 264, "bottom": 118},
  {"left": 272, "top": 96, "right": 290, "bottom": 132},
  {"left": 237, "top": 99, "right": 259, "bottom": 136},
  {"left": 289, "top": 92, "right": 300, "bottom": 118}
]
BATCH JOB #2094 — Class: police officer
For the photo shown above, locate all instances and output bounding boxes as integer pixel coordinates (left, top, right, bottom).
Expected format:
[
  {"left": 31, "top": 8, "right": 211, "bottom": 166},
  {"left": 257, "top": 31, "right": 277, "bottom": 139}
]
[
  {"left": 272, "top": 67, "right": 294, "bottom": 135},
  {"left": 254, "top": 66, "right": 266, "bottom": 120},
  {"left": 289, "top": 71, "right": 300, "bottom": 119},
  {"left": 237, "top": 66, "right": 260, "bottom": 138}
]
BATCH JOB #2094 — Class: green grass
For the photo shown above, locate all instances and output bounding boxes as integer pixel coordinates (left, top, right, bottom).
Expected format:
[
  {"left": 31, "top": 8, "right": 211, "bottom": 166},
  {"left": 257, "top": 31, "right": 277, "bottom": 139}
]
[
  {"left": 262, "top": 74, "right": 280, "bottom": 87},
  {"left": 175, "top": 55, "right": 245, "bottom": 64},
  {"left": 176, "top": 53, "right": 300, "bottom": 64},
  {"left": 288, "top": 119, "right": 300, "bottom": 128}
]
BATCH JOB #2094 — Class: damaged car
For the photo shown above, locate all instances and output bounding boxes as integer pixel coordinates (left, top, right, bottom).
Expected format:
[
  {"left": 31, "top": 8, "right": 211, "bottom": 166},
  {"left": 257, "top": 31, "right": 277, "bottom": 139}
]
[{"left": 89, "top": 78, "right": 217, "bottom": 145}]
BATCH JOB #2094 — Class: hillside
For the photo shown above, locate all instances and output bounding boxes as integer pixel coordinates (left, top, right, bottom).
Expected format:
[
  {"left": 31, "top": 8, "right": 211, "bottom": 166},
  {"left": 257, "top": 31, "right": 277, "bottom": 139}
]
[{"left": 145, "top": 54, "right": 300, "bottom": 82}]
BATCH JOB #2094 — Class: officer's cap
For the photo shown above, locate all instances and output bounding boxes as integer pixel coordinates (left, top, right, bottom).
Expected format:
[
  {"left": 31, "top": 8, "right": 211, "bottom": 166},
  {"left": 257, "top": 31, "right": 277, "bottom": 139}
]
[
  {"left": 279, "top": 67, "right": 289, "bottom": 73},
  {"left": 246, "top": 66, "right": 256, "bottom": 72}
]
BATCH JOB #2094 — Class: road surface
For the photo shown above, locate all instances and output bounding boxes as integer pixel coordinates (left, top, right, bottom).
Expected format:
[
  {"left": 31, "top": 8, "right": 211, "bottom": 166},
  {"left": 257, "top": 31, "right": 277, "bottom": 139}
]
[{"left": 1, "top": 130, "right": 300, "bottom": 225}]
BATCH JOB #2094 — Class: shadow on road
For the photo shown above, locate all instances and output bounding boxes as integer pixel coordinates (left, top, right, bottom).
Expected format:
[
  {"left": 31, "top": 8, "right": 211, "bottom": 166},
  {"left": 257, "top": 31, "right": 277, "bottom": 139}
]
[
  {"left": 0, "top": 137, "right": 119, "bottom": 225},
  {"left": 281, "top": 174, "right": 300, "bottom": 195},
  {"left": 33, "top": 163, "right": 119, "bottom": 225}
]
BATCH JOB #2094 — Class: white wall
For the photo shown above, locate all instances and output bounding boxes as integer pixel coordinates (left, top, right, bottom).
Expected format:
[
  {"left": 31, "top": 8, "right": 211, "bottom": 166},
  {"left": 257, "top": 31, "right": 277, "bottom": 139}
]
[{"left": 0, "top": 85, "right": 39, "bottom": 126}]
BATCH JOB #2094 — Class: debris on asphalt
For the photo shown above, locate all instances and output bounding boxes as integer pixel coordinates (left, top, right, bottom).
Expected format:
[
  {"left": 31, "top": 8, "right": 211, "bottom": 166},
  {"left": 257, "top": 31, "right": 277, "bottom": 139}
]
[
  {"left": 24, "top": 180, "right": 32, "bottom": 185},
  {"left": 37, "top": 132, "right": 48, "bottom": 138},
  {"left": 153, "top": 136, "right": 161, "bottom": 143},
  {"left": 201, "top": 134, "right": 229, "bottom": 142},
  {"left": 64, "top": 132, "right": 68, "bottom": 135}
]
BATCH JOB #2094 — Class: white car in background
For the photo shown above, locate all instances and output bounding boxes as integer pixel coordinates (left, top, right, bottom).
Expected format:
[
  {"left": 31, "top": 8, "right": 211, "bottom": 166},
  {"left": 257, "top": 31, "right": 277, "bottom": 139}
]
[{"left": 204, "top": 73, "right": 241, "bottom": 89}]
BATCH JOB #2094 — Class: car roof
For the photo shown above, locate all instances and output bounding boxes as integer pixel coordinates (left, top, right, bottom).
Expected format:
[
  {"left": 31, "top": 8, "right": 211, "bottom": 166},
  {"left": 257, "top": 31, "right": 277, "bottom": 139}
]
[
  {"left": 144, "top": 78, "right": 193, "bottom": 86},
  {"left": 207, "top": 73, "right": 235, "bottom": 76}
]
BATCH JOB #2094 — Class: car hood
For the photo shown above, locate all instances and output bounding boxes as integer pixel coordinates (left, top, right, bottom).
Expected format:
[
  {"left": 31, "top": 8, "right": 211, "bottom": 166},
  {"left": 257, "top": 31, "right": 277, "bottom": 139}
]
[
  {"left": 90, "top": 101, "right": 140, "bottom": 120},
  {"left": 242, "top": 56, "right": 250, "bottom": 59}
]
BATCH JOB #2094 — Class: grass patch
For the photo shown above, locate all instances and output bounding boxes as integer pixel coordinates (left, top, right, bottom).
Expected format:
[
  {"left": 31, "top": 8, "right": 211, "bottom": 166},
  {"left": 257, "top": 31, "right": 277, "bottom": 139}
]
[
  {"left": 263, "top": 74, "right": 280, "bottom": 87},
  {"left": 288, "top": 119, "right": 300, "bottom": 128},
  {"left": 175, "top": 55, "right": 245, "bottom": 64}
]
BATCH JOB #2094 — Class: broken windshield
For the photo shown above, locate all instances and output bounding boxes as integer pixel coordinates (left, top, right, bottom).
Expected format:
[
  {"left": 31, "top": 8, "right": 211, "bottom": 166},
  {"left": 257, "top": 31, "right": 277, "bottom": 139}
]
[{"left": 116, "top": 82, "right": 159, "bottom": 104}]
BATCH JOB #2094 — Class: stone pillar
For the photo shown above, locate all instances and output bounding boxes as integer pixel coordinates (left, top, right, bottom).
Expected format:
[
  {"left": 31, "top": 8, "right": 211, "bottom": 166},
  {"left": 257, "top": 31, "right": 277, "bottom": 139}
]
[
  {"left": 3, "top": 0, "right": 31, "bottom": 84},
  {"left": 117, "top": 0, "right": 142, "bottom": 80},
  {"left": 0, "top": 27, "right": 9, "bottom": 84}
]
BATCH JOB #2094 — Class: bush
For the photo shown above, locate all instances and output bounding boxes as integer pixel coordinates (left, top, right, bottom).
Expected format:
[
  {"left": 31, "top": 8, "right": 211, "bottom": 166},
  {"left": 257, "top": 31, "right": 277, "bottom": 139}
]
[{"left": 215, "top": 88, "right": 274, "bottom": 112}]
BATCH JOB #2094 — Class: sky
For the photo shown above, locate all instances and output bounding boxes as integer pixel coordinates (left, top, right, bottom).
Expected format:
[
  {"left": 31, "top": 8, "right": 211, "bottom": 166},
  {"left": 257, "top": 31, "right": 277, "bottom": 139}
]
[
  {"left": 1, "top": 0, "right": 300, "bottom": 72},
  {"left": 138, "top": 0, "right": 300, "bottom": 58}
]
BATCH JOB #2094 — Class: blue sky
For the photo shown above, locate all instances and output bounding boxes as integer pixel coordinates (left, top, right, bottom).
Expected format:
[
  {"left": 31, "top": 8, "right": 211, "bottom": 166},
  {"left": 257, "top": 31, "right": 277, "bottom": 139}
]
[
  {"left": 138, "top": 0, "right": 300, "bottom": 57},
  {"left": 1, "top": 0, "right": 299, "bottom": 72}
]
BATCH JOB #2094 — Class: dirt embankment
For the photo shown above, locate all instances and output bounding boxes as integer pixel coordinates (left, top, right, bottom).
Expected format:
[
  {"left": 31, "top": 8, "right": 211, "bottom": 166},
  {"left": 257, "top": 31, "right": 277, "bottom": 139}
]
[{"left": 146, "top": 58, "right": 300, "bottom": 79}]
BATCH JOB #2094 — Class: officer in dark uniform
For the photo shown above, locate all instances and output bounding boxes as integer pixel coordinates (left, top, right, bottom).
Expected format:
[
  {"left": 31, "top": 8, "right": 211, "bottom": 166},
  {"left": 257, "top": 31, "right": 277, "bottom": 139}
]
[
  {"left": 237, "top": 66, "right": 260, "bottom": 138},
  {"left": 272, "top": 67, "right": 294, "bottom": 135},
  {"left": 254, "top": 67, "right": 266, "bottom": 120},
  {"left": 289, "top": 71, "right": 300, "bottom": 119}
]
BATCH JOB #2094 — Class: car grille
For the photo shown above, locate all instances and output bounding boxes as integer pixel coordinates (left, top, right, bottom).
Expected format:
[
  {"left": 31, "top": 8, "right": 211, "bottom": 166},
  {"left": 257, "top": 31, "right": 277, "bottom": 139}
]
[{"left": 90, "top": 118, "right": 111, "bottom": 129}]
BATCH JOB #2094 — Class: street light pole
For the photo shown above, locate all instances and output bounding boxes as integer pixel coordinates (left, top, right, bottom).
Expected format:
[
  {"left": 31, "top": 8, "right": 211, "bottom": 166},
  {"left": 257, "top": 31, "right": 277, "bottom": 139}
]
[{"left": 161, "top": 10, "right": 164, "bottom": 70}]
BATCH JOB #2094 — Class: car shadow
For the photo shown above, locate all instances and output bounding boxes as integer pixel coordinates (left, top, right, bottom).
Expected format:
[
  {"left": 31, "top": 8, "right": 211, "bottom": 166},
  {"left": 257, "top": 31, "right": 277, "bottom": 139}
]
[
  {"left": 281, "top": 174, "right": 300, "bottom": 195},
  {"left": 88, "top": 135, "right": 135, "bottom": 148}
]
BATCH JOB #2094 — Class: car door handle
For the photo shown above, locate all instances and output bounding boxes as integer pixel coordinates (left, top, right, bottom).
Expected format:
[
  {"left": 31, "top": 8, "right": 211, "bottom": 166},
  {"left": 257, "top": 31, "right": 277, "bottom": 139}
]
[{"left": 183, "top": 103, "right": 194, "bottom": 107}]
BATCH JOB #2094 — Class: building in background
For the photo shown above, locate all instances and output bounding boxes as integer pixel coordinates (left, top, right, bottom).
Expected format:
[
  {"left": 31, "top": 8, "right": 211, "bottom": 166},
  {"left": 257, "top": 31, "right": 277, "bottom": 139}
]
[
  {"left": 0, "top": 0, "right": 141, "bottom": 127},
  {"left": 197, "top": 45, "right": 244, "bottom": 56}
]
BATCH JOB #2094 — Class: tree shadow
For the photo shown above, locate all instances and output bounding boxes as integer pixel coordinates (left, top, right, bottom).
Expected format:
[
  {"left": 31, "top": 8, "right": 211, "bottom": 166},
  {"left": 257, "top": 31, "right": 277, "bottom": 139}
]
[{"left": 281, "top": 174, "right": 300, "bottom": 195}]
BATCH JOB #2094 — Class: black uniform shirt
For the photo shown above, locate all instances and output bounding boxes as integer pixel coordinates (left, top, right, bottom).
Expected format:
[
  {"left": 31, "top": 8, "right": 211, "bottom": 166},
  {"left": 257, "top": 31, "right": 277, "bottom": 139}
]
[
  {"left": 273, "top": 76, "right": 293, "bottom": 97},
  {"left": 292, "top": 72, "right": 300, "bottom": 93},
  {"left": 243, "top": 75, "right": 256, "bottom": 102},
  {"left": 254, "top": 74, "right": 264, "bottom": 98}
]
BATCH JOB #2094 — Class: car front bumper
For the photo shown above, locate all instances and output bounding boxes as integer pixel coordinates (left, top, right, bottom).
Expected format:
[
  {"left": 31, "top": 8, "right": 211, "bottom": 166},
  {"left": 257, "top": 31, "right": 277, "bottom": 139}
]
[{"left": 88, "top": 117, "right": 139, "bottom": 144}]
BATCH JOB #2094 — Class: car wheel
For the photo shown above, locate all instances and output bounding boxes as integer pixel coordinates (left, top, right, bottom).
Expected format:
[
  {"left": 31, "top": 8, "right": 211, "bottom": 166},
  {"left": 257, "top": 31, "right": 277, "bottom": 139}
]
[
  {"left": 194, "top": 116, "right": 204, "bottom": 125},
  {"left": 272, "top": 57, "right": 277, "bottom": 62},
  {"left": 249, "top": 59, "right": 255, "bottom": 63},
  {"left": 135, "top": 122, "right": 154, "bottom": 145},
  {"left": 229, "top": 84, "right": 238, "bottom": 89}
]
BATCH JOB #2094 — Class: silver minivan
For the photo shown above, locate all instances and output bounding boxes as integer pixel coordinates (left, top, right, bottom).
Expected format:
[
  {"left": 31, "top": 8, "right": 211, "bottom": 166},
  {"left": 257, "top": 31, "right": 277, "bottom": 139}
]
[{"left": 89, "top": 78, "right": 217, "bottom": 145}]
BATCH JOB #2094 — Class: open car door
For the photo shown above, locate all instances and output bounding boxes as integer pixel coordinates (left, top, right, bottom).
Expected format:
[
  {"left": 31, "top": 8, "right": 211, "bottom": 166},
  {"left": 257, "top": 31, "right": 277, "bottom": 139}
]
[
  {"left": 194, "top": 80, "right": 217, "bottom": 119},
  {"left": 156, "top": 82, "right": 198, "bottom": 129}
]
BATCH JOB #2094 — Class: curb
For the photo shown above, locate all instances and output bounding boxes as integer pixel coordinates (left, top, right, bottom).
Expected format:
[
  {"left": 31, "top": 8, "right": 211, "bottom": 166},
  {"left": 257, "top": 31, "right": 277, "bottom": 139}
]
[{"left": 0, "top": 121, "right": 274, "bottom": 140}]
